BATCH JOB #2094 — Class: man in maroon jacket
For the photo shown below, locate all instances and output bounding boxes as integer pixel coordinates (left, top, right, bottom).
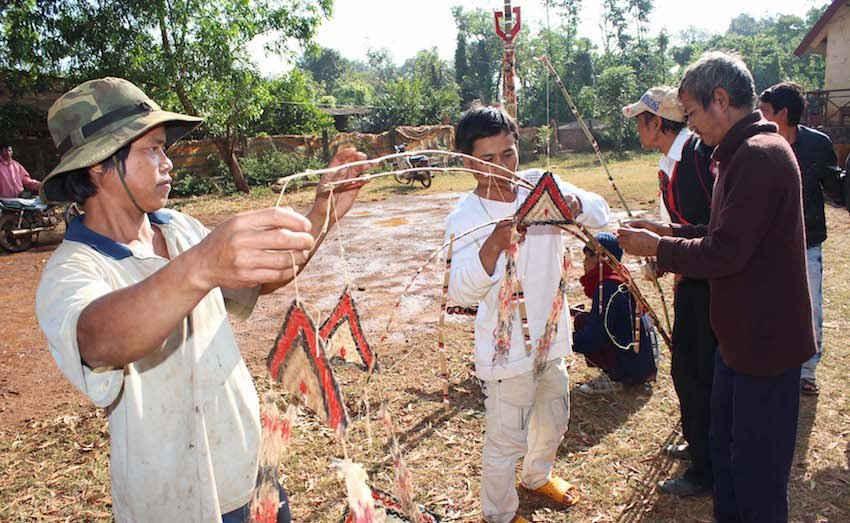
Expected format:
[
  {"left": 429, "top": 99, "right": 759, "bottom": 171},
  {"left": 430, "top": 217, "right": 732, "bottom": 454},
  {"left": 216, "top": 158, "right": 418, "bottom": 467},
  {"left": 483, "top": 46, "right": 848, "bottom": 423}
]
[{"left": 618, "top": 52, "right": 815, "bottom": 522}]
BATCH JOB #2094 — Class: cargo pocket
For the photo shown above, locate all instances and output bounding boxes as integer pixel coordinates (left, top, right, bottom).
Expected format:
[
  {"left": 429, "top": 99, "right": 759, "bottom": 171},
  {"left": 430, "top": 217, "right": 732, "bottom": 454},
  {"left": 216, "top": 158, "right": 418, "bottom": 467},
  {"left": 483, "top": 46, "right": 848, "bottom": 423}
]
[
  {"left": 484, "top": 378, "right": 534, "bottom": 449},
  {"left": 549, "top": 394, "right": 570, "bottom": 435}
]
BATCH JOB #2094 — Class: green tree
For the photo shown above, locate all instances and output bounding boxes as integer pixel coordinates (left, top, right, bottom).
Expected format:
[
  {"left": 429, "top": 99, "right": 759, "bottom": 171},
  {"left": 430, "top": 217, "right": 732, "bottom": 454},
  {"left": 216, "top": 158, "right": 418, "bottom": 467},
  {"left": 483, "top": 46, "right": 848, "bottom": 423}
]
[
  {"left": 257, "top": 70, "right": 333, "bottom": 135},
  {"left": 299, "top": 46, "right": 350, "bottom": 92},
  {"left": 595, "top": 65, "right": 639, "bottom": 151},
  {"left": 452, "top": 7, "right": 502, "bottom": 105},
  {"left": 334, "top": 80, "right": 374, "bottom": 107},
  {"left": 365, "top": 78, "right": 424, "bottom": 132},
  {"left": 1, "top": 0, "right": 332, "bottom": 193}
]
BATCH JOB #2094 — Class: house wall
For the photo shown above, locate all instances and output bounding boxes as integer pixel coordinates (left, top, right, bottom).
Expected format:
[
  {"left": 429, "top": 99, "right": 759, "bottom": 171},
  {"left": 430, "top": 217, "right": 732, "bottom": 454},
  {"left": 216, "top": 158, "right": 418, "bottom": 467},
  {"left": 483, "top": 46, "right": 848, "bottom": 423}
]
[{"left": 825, "top": 7, "right": 850, "bottom": 115}]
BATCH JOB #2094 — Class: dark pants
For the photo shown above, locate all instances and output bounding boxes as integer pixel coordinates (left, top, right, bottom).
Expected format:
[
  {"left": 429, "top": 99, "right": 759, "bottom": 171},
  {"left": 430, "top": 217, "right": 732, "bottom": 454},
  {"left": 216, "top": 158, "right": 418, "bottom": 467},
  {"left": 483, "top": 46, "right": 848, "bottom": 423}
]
[
  {"left": 711, "top": 353, "right": 801, "bottom": 522},
  {"left": 671, "top": 279, "right": 716, "bottom": 487},
  {"left": 221, "top": 483, "right": 291, "bottom": 523}
]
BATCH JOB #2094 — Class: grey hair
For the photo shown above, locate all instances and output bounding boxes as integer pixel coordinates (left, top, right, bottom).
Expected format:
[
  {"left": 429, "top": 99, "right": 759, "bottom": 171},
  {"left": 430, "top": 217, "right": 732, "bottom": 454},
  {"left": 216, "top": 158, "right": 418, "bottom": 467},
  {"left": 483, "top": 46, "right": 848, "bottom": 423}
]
[{"left": 678, "top": 51, "right": 756, "bottom": 110}]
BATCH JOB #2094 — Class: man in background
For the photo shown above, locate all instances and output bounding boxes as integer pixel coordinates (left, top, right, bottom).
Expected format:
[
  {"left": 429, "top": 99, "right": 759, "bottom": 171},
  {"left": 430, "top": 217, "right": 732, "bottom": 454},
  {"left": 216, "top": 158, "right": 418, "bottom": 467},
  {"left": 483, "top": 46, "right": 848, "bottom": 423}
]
[
  {"left": 759, "top": 82, "right": 837, "bottom": 396},
  {"left": 0, "top": 143, "right": 41, "bottom": 197}
]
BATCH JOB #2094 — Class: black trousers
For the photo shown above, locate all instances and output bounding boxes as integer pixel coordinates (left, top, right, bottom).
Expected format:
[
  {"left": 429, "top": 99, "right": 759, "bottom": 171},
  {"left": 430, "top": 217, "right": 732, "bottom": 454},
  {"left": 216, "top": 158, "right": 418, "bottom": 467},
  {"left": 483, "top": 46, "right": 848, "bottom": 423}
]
[
  {"left": 711, "top": 354, "right": 801, "bottom": 522},
  {"left": 671, "top": 278, "right": 717, "bottom": 486}
]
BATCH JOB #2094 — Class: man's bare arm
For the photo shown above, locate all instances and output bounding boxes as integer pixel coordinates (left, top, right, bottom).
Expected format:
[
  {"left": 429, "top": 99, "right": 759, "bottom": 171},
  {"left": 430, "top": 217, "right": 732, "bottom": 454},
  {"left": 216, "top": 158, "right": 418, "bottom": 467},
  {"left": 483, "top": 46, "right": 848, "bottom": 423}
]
[{"left": 78, "top": 208, "right": 314, "bottom": 368}]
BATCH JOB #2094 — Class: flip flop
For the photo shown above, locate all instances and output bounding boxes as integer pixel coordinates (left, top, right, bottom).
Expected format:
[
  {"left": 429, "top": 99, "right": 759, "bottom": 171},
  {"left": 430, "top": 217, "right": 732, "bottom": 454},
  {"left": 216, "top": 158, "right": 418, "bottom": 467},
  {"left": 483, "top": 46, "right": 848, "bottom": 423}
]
[
  {"left": 524, "top": 476, "right": 580, "bottom": 507},
  {"left": 801, "top": 379, "right": 819, "bottom": 396}
]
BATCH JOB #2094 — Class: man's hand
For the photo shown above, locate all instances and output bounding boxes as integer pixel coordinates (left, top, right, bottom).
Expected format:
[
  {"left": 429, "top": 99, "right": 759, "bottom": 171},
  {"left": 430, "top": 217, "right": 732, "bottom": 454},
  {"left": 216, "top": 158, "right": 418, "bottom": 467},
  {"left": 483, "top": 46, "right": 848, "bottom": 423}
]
[
  {"left": 310, "top": 147, "right": 368, "bottom": 226},
  {"left": 190, "top": 207, "right": 314, "bottom": 291},
  {"left": 480, "top": 220, "right": 526, "bottom": 276},
  {"left": 622, "top": 218, "right": 672, "bottom": 237},
  {"left": 617, "top": 226, "right": 661, "bottom": 257}
]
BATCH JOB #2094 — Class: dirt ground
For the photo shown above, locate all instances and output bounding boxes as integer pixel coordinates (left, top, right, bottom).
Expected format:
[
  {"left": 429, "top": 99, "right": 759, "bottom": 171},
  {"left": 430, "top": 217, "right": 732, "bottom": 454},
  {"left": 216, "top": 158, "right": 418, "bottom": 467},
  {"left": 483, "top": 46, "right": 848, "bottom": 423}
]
[
  {"left": 1, "top": 191, "right": 848, "bottom": 522},
  {"left": 0, "top": 191, "right": 629, "bottom": 430}
]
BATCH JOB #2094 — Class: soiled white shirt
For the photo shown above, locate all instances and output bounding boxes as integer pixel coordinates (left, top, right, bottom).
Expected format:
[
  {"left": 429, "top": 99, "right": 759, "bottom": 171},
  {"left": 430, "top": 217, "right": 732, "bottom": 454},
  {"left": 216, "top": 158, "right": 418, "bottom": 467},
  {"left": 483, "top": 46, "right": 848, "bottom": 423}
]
[
  {"left": 36, "top": 209, "right": 261, "bottom": 522},
  {"left": 445, "top": 169, "right": 609, "bottom": 381}
]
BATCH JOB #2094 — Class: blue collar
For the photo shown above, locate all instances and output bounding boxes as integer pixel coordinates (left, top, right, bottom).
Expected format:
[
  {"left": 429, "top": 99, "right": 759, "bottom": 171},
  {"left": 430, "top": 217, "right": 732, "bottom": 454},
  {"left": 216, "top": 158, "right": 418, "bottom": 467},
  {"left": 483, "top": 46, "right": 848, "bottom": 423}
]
[{"left": 65, "top": 210, "right": 172, "bottom": 260}]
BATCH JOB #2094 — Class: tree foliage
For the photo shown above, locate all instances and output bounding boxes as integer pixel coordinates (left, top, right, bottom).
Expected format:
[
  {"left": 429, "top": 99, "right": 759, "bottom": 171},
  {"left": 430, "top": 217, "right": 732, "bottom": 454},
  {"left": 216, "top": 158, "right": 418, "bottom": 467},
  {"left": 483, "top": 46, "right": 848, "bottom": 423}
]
[
  {"left": 1, "top": 0, "right": 832, "bottom": 158},
  {"left": 1, "top": 0, "right": 333, "bottom": 192}
]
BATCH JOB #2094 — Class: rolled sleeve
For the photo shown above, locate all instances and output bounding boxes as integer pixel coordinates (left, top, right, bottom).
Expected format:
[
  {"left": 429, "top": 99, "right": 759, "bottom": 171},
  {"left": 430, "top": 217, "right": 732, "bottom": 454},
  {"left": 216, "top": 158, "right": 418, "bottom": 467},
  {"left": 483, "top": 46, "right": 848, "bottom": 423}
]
[{"left": 36, "top": 261, "right": 124, "bottom": 408}]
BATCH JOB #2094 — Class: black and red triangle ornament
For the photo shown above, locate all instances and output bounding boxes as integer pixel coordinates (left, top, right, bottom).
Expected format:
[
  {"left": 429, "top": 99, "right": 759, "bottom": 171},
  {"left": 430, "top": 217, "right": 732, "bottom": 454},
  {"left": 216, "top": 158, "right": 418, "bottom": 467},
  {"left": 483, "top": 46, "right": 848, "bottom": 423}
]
[
  {"left": 267, "top": 301, "right": 349, "bottom": 433},
  {"left": 319, "top": 288, "right": 378, "bottom": 372},
  {"left": 514, "top": 171, "right": 574, "bottom": 226}
]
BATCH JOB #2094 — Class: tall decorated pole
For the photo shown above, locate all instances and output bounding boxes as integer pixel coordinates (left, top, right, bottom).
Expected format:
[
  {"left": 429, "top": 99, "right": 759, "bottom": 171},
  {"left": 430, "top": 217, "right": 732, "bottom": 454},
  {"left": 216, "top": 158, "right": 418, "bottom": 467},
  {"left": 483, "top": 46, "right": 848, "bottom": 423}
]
[{"left": 495, "top": 0, "right": 521, "bottom": 119}]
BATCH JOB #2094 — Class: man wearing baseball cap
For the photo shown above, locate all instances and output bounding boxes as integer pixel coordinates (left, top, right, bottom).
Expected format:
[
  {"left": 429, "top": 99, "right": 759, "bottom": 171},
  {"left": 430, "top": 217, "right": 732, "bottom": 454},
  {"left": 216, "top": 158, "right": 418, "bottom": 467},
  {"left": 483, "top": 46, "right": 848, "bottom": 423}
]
[
  {"left": 35, "top": 77, "right": 366, "bottom": 522},
  {"left": 622, "top": 86, "right": 717, "bottom": 497}
]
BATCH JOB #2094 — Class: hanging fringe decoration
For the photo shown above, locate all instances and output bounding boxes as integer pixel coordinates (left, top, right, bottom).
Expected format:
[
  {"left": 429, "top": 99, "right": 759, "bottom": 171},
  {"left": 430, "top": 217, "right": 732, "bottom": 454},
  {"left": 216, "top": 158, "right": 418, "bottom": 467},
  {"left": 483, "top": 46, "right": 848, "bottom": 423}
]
[
  {"left": 382, "top": 409, "right": 425, "bottom": 523},
  {"left": 493, "top": 226, "right": 521, "bottom": 364},
  {"left": 335, "top": 459, "right": 380, "bottom": 523},
  {"left": 251, "top": 394, "right": 297, "bottom": 523},
  {"left": 533, "top": 253, "right": 570, "bottom": 377}
]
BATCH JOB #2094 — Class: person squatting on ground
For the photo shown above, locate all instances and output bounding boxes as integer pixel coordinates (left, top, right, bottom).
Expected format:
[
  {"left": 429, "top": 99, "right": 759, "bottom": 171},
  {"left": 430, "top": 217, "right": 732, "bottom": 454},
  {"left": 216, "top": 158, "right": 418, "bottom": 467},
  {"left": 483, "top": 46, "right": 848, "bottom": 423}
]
[
  {"left": 759, "top": 81, "right": 838, "bottom": 396},
  {"left": 445, "top": 105, "right": 609, "bottom": 523},
  {"left": 623, "top": 86, "right": 717, "bottom": 498},
  {"left": 34, "top": 78, "right": 366, "bottom": 522},
  {"left": 618, "top": 52, "right": 816, "bottom": 522},
  {"left": 571, "top": 232, "right": 657, "bottom": 394},
  {"left": 0, "top": 143, "right": 42, "bottom": 198}
]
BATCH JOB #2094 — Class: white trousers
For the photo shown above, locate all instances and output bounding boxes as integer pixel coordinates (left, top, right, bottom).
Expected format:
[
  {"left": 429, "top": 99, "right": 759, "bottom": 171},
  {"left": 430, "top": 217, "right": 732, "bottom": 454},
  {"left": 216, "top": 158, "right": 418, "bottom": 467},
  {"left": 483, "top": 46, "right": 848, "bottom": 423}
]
[{"left": 481, "top": 358, "right": 571, "bottom": 523}]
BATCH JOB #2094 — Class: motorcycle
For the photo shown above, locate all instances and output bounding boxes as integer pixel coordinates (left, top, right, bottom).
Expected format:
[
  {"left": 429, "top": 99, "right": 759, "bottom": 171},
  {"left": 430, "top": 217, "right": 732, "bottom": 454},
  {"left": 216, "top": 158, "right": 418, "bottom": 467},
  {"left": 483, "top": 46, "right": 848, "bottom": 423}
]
[
  {"left": 0, "top": 197, "right": 79, "bottom": 253},
  {"left": 392, "top": 144, "right": 432, "bottom": 188}
]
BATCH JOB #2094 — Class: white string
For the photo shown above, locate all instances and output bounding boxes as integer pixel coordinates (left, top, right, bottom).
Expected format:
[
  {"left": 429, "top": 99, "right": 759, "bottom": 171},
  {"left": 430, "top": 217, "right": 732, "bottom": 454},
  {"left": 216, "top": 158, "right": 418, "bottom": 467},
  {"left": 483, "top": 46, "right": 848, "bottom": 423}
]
[
  {"left": 279, "top": 149, "right": 527, "bottom": 189},
  {"left": 603, "top": 282, "right": 639, "bottom": 351}
]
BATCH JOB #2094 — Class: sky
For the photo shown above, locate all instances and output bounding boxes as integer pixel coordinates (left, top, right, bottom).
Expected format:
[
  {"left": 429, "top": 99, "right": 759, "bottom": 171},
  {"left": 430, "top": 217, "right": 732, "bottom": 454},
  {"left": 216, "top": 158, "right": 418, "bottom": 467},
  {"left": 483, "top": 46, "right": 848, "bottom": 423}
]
[{"left": 254, "top": 0, "right": 828, "bottom": 76}]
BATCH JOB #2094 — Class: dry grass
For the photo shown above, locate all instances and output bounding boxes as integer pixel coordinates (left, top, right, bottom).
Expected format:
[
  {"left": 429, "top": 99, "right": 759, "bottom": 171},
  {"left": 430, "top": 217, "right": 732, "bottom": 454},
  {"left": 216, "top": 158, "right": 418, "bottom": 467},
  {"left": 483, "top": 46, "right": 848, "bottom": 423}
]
[{"left": 1, "top": 151, "right": 848, "bottom": 522}]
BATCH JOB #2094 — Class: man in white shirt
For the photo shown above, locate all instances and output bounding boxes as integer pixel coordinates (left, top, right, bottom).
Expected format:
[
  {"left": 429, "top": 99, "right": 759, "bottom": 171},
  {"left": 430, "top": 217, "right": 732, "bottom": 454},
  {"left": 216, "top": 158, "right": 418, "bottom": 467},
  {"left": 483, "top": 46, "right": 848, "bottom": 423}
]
[
  {"left": 445, "top": 105, "right": 609, "bottom": 523},
  {"left": 35, "top": 77, "right": 365, "bottom": 522}
]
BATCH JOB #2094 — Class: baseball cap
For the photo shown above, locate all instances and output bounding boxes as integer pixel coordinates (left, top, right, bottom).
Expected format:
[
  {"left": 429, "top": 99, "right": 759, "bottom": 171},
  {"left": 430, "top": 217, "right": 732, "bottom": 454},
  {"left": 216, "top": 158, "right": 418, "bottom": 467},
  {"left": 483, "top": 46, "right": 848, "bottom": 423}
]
[{"left": 622, "top": 86, "right": 686, "bottom": 123}]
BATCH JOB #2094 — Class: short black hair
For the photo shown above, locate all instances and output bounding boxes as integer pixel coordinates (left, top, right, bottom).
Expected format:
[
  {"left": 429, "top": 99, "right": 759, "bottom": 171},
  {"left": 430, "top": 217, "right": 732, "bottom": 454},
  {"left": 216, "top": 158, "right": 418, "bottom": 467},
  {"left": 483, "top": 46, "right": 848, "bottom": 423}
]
[
  {"left": 454, "top": 105, "right": 519, "bottom": 155},
  {"left": 59, "top": 144, "right": 132, "bottom": 204},
  {"left": 637, "top": 112, "right": 686, "bottom": 135},
  {"left": 760, "top": 82, "right": 804, "bottom": 126}
]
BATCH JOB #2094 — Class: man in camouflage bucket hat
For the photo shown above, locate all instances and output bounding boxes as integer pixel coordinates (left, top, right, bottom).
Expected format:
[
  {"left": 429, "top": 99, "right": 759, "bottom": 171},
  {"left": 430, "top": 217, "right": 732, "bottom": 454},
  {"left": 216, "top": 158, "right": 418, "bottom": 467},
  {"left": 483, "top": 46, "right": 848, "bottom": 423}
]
[{"left": 35, "top": 77, "right": 367, "bottom": 522}]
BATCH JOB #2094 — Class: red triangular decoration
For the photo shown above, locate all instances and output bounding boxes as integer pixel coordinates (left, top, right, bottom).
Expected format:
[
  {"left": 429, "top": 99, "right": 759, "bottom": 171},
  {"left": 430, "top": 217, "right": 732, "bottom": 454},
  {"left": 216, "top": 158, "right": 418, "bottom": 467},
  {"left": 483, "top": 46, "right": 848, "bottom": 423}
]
[
  {"left": 319, "top": 288, "right": 378, "bottom": 371},
  {"left": 267, "top": 302, "right": 349, "bottom": 432},
  {"left": 514, "top": 171, "right": 574, "bottom": 226}
]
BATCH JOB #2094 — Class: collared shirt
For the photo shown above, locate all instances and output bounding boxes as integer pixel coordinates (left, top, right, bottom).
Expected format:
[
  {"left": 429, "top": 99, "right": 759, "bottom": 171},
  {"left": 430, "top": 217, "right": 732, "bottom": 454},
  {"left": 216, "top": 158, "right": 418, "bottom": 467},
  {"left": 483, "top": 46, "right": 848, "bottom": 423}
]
[
  {"left": 658, "top": 128, "right": 691, "bottom": 179},
  {"left": 35, "top": 209, "right": 261, "bottom": 522},
  {"left": 0, "top": 158, "right": 40, "bottom": 198}
]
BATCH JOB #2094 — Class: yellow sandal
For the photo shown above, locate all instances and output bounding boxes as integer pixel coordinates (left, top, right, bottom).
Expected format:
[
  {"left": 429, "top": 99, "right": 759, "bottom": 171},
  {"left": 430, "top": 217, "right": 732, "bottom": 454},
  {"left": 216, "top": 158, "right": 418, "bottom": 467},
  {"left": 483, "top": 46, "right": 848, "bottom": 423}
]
[{"left": 526, "top": 476, "right": 580, "bottom": 507}]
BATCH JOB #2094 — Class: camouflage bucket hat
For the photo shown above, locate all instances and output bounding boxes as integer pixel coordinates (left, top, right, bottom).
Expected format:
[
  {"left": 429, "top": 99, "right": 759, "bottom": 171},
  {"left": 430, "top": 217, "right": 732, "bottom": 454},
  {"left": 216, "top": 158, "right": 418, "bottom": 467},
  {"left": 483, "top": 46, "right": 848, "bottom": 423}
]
[{"left": 43, "top": 77, "right": 203, "bottom": 203}]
